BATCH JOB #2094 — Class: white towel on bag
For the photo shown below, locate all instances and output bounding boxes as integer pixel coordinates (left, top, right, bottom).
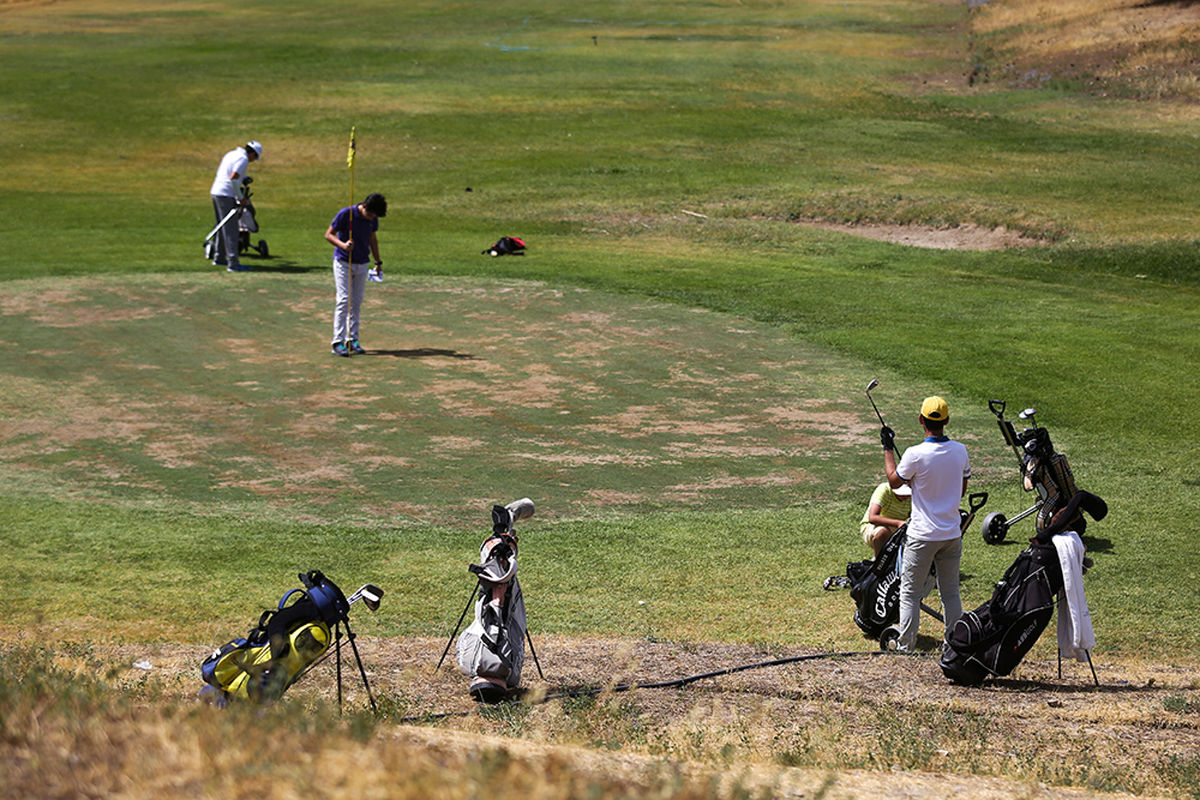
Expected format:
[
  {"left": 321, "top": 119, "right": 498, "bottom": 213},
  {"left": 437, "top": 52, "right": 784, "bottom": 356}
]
[{"left": 1052, "top": 531, "right": 1095, "bottom": 660}]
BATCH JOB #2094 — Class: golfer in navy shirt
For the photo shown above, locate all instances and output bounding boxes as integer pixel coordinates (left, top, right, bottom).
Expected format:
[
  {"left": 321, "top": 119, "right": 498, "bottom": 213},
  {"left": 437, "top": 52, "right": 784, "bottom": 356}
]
[{"left": 325, "top": 193, "right": 386, "bottom": 356}]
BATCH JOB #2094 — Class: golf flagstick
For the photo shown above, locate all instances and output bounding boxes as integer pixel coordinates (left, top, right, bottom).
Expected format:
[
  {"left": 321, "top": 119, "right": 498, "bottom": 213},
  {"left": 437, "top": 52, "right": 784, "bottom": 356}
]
[{"left": 344, "top": 127, "right": 356, "bottom": 346}]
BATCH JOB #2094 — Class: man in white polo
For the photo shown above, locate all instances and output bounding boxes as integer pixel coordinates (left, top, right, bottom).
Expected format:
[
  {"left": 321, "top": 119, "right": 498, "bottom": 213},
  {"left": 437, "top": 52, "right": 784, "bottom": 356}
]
[
  {"left": 881, "top": 395, "right": 970, "bottom": 652},
  {"left": 209, "top": 140, "right": 262, "bottom": 272}
]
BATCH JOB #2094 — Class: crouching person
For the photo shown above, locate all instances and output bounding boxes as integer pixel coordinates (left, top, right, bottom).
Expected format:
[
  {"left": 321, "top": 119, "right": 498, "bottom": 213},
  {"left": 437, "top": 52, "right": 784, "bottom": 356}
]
[{"left": 860, "top": 480, "right": 912, "bottom": 558}]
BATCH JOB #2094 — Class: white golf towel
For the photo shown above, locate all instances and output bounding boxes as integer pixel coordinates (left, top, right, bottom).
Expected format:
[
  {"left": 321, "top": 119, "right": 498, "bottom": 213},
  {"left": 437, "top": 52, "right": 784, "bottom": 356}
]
[{"left": 1052, "top": 530, "right": 1095, "bottom": 661}]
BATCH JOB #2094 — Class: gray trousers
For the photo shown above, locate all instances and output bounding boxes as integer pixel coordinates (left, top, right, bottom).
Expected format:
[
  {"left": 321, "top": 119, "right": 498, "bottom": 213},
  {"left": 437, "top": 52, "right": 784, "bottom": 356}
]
[
  {"left": 897, "top": 536, "right": 962, "bottom": 652},
  {"left": 211, "top": 194, "right": 241, "bottom": 265},
  {"left": 331, "top": 258, "right": 368, "bottom": 344}
]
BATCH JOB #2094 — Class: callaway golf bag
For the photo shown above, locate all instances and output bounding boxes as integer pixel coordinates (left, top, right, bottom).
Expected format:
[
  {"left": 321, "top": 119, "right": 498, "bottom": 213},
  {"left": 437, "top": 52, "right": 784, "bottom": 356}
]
[
  {"left": 940, "top": 490, "right": 1106, "bottom": 685},
  {"left": 453, "top": 498, "right": 536, "bottom": 702},
  {"left": 829, "top": 493, "right": 987, "bottom": 647},
  {"left": 199, "top": 570, "right": 382, "bottom": 707},
  {"left": 846, "top": 521, "right": 910, "bottom": 639}
]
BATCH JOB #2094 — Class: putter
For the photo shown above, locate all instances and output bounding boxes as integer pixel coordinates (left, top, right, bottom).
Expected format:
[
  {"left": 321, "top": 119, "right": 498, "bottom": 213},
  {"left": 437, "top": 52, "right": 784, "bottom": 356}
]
[{"left": 347, "top": 583, "right": 384, "bottom": 611}]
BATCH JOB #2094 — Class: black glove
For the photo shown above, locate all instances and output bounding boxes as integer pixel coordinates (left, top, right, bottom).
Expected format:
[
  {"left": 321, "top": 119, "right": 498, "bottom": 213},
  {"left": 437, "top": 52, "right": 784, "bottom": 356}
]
[{"left": 880, "top": 425, "right": 895, "bottom": 451}]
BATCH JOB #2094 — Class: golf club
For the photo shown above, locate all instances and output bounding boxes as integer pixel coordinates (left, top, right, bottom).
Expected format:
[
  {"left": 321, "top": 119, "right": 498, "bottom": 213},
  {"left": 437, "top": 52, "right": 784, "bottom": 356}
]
[
  {"left": 865, "top": 378, "right": 887, "bottom": 427},
  {"left": 347, "top": 583, "right": 383, "bottom": 612}
]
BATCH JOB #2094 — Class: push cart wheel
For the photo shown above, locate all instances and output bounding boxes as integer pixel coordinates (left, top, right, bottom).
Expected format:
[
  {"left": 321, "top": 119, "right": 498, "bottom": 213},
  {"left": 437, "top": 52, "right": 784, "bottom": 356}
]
[
  {"left": 879, "top": 625, "right": 901, "bottom": 652},
  {"left": 981, "top": 511, "right": 1008, "bottom": 545},
  {"left": 255, "top": 239, "right": 269, "bottom": 257}
]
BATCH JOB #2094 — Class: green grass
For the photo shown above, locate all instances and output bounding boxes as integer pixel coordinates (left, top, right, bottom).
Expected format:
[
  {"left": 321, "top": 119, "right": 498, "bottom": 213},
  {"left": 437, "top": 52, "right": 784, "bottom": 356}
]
[{"left": 0, "top": 0, "right": 1198, "bottom": 660}]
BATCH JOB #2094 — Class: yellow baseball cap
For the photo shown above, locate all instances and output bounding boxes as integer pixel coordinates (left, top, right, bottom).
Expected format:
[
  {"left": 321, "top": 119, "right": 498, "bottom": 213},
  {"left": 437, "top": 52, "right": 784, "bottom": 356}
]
[{"left": 920, "top": 395, "right": 949, "bottom": 423}]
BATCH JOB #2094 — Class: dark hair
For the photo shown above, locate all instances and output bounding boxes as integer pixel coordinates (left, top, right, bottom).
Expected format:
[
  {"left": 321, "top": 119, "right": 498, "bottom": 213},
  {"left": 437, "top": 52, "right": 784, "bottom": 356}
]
[
  {"left": 920, "top": 415, "right": 945, "bottom": 434},
  {"left": 363, "top": 193, "right": 387, "bottom": 217}
]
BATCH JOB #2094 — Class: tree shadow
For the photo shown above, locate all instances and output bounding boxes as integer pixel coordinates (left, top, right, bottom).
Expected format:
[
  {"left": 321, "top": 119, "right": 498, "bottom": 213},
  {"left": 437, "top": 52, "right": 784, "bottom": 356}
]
[{"left": 366, "top": 348, "right": 479, "bottom": 360}]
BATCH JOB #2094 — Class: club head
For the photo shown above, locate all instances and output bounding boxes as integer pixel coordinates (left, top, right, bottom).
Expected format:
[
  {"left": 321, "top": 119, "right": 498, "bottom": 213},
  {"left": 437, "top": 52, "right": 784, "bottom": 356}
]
[
  {"left": 1018, "top": 407, "right": 1038, "bottom": 423},
  {"left": 865, "top": 378, "right": 879, "bottom": 394},
  {"left": 348, "top": 583, "right": 384, "bottom": 611}
]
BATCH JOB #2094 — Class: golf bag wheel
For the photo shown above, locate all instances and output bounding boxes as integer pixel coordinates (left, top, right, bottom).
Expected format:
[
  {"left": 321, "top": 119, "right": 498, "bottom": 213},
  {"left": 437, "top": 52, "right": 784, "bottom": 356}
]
[
  {"left": 879, "top": 625, "right": 901, "bottom": 652},
  {"left": 255, "top": 239, "right": 269, "bottom": 257},
  {"left": 981, "top": 512, "right": 1009, "bottom": 545}
]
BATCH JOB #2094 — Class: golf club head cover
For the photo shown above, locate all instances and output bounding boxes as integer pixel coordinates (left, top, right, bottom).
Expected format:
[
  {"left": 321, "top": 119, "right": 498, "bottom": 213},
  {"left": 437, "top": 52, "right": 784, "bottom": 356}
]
[
  {"left": 1037, "top": 490, "right": 1108, "bottom": 542},
  {"left": 492, "top": 504, "right": 513, "bottom": 534}
]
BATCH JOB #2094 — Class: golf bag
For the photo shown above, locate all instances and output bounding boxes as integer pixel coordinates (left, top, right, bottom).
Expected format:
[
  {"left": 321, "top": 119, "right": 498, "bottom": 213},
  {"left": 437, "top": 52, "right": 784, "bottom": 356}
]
[
  {"left": 455, "top": 499, "right": 535, "bottom": 702},
  {"left": 983, "top": 401, "right": 1093, "bottom": 544},
  {"left": 847, "top": 523, "right": 908, "bottom": 639},
  {"left": 199, "top": 570, "right": 349, "bottom": 705},
  {"left": 204, "top": 176, "right": 268, "bottom": 261},
  {"left": 940, "top": 490, "right": 1106, "bottom": 685},
  {"left": 482, "top": 236, "right": 526, "bottom": 257},
  {"left": 938, "top": 543, "right": 1061, "bottom": 685}
]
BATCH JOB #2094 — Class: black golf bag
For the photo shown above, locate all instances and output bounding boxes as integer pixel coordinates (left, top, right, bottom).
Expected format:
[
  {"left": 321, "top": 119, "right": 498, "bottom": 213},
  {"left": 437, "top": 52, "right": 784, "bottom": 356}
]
[
  {"left": 455, "top": 499, "right": 535, "bottom": 702},
  {"left": 939, "top": 543, "right": 1062, "bottom": 685},
  {"left": 940, "top": 490, "right": 1106, "bottom": 685},
  {"left": 847, "top": 523, "right": 908, "bottom": 639}
]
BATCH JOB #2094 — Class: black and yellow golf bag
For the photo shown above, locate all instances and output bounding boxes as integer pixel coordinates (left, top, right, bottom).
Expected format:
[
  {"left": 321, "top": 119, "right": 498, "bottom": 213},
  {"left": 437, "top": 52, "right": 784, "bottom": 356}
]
[{"left": 199, "top": 570, "right": 350, "bottom": 705}]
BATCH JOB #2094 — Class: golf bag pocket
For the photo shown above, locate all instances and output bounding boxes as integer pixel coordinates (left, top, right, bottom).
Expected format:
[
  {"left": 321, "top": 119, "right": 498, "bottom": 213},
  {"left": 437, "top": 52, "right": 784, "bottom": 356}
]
[{"left": 201, "top": 637, "right": 250, "bottom": 690}]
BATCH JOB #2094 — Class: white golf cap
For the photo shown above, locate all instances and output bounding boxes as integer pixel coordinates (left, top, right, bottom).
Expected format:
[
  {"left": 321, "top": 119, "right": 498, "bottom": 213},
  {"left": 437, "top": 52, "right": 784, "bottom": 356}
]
[
  {"left": 894, "top": 482, "right": 912, "bottom": 497},
  {"left": 247, "top": 140, "right": 263, "bottom": 159}
]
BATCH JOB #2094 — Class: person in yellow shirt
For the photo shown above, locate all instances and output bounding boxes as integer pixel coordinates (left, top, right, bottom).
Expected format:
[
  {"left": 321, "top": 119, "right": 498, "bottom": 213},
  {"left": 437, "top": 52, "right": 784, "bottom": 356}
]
[{"left": 859, "top": 480, "right": 912, "bottom": 558}]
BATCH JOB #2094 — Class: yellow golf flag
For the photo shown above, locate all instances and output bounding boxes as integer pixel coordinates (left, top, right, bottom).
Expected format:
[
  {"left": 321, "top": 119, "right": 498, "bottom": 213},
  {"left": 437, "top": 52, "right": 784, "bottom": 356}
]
[{"left": 346, "top": 126, "right": 357, "bottom": 169}]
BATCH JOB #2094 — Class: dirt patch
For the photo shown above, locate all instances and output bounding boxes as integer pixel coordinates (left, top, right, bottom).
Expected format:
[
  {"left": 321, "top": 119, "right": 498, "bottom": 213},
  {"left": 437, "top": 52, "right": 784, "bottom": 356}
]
[
  {"left": 99, "top": 635, "right": 1195, "bottom": 799},
  {"left": 801, "top": 220, "right": 1046, "bottom": 250}
]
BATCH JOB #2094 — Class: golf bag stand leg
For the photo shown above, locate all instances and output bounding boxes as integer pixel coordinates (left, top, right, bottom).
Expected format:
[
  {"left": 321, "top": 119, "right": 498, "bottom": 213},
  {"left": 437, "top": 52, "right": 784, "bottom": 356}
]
[
  {"left": 436, "top": 583, "right": 480, "bottom": 671},
  {"left": 341, "top": 617, "right": 378, "bottom": 712},
  {"left": 525, "top": 626, "right": 545, "bottom": 680},
  {"left": 336, "top": 624, "right": 344, "bottom": 711}
]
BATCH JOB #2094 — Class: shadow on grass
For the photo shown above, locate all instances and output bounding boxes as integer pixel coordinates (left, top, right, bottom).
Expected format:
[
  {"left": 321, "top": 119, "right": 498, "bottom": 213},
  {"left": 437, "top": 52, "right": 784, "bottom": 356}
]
[
  {"left": 239, "top": 255, "right": 323, "bottom": 274},
  {"left": 365, "top": 348, "right": 479, "bottom": 360}
]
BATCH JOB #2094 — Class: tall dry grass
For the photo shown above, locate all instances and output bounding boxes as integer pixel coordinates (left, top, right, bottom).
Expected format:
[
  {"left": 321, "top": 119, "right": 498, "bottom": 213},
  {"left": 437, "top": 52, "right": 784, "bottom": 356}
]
[{"left": 969, "top": 0, "right": 1200, "bottom": 100}]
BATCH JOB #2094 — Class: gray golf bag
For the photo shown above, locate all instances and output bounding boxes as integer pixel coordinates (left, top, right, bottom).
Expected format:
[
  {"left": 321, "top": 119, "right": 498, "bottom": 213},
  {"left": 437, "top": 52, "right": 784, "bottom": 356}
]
[{"left": 455, "top": 498, "right": 535, "bottom": 702}]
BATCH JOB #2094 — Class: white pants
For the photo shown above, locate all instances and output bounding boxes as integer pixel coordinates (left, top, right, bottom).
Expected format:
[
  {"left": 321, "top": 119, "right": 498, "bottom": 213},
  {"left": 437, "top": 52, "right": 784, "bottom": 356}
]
[
  {"left": 897, "top": 536, "right": 962, "bottom": 652},
  {"left": 331, "top": 258, "right": 368, "bottom": 344}
]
